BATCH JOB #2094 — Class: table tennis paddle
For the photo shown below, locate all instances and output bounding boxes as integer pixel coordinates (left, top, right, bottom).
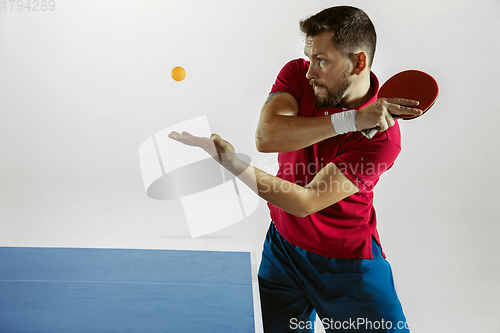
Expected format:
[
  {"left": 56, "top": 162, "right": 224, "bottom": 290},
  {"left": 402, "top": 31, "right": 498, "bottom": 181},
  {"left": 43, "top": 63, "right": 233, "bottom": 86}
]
[{"left": 361, "top": 70, "right": 439, "bottom": 139}]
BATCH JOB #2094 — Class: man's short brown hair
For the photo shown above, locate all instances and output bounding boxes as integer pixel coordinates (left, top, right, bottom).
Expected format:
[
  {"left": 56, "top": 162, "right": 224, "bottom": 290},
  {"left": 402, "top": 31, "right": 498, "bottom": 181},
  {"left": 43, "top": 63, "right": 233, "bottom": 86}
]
[{"left": 300, "top": 6, "right": 377, "bottom": 68}]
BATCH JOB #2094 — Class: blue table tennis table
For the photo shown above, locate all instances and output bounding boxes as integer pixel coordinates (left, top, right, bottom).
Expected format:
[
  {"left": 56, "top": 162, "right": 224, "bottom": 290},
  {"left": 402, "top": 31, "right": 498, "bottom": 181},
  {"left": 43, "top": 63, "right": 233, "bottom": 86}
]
[{"left": 0, "top": 247, "right": 262, "bottom": 333}]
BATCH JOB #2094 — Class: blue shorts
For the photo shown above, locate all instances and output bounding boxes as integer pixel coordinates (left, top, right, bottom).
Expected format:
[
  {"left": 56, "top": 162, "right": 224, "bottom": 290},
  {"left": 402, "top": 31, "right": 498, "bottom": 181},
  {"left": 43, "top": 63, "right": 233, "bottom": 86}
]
[{"left": 258, "top": 222, "right": 410, "bottom": 332}]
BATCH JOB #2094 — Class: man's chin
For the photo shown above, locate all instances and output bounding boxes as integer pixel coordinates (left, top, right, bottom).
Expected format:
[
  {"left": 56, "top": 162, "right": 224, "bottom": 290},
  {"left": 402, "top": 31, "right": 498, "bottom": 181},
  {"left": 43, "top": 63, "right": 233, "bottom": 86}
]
[
  {"left": 314, "top": 88, "right": 327, "bottom": 100},
  {"left": 314, "top": 93, "right": 331, "bottom": 107},
  {"left": 315, "top": 98, "right": 330, "bottom": 108},
  {"left": 316, "top": 96, "right": 342, "bottom": 109}
]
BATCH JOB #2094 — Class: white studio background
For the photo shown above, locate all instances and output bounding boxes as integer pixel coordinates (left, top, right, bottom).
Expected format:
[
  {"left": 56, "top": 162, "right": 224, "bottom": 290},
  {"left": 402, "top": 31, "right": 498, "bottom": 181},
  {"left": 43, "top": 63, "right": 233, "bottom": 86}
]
[{"left": 0, "top": 0, "right": 499, "bottom": 332}]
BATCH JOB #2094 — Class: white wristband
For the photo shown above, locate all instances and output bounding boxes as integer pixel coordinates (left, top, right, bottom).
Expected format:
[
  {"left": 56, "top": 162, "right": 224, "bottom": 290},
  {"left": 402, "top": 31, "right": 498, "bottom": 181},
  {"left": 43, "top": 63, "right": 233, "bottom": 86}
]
[{"left": 330, "top": 109, "right": 357, "bottom": 135}]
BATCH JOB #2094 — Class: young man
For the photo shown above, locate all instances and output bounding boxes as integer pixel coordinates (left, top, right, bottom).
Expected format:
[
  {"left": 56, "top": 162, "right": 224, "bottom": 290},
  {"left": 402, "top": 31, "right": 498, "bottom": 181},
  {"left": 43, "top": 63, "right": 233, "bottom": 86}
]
[{"left": 170, "top": 6, "right": 417, "bottom": 332}]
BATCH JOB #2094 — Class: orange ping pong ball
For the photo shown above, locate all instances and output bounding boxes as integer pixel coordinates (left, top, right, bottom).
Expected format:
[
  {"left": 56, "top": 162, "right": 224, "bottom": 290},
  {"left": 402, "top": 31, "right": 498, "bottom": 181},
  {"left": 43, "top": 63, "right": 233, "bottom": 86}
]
[{"left": 171, "top": 66, "right": 186, "bottom": 81}]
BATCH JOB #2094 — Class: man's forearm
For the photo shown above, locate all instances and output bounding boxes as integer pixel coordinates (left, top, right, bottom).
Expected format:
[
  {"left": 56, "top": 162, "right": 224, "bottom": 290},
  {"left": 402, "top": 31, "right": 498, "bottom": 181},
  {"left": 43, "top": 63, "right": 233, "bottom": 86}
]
[
  {"left": 223, "top": 155, "right": 314, "bottom": 217},
  {"left": 167, "top": 132, "right": 357, "bottom": 217},
  {"left": 255, "top": 114, "right": 338, "bottom": 153}
]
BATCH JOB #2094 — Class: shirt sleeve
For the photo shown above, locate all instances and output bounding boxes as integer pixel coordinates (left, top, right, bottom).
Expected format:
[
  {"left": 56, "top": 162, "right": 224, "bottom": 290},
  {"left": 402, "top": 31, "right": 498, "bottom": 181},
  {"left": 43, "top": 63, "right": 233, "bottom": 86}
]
[
  {"left": 270, "top": 59, "right": 308, "bottom": 105},
  {"left": 332, "top": 133, "right": 401, "bottom": 192}
]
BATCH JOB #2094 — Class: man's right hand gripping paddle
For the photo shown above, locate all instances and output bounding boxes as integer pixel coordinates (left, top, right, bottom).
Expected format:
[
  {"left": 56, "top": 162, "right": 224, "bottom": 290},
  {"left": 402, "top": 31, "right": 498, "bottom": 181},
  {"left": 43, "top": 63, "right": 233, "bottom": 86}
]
[{"left": 358, "top": 70, "right": 439, "bottom": 139}]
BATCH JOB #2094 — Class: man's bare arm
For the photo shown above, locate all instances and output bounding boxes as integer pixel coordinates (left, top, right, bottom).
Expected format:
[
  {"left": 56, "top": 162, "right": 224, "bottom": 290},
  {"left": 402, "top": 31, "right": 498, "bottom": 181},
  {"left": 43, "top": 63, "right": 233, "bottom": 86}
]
[
  {"left": 234, "top": 159, "right": 359, "bottom": 217},
  {"left": 255, "top": 92, "right": 340, "bottom": 153},
  {"left": 169, "top": 131, "right": 359, "bottom": 217},
  {"left": 255, "top": 92, "right": 422, "bottom": 153}
]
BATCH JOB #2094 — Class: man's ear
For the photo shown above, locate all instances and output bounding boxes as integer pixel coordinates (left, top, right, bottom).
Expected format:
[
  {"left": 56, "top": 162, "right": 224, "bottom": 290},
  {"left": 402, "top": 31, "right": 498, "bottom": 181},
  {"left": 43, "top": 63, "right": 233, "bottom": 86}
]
[{"left": 351, "top": 52, "right": 368, "bottom": 75}]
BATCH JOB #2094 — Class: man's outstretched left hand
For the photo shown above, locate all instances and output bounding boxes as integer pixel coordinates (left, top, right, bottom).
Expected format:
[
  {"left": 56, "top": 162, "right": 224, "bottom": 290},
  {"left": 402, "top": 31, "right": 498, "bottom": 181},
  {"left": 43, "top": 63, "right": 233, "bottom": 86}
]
[{"left": 168, "top": 131, "right": 236, "bottom": 166}]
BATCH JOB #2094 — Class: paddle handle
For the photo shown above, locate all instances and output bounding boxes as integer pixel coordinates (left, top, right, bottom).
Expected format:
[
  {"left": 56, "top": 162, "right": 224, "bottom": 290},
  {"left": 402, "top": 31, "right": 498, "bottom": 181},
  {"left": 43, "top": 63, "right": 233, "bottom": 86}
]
[
  {"left": 361, "top": 127, "right": 379, "bottom": 139},
  {"left": 361, "top": 115, "right": 403, "bottom": 139}
]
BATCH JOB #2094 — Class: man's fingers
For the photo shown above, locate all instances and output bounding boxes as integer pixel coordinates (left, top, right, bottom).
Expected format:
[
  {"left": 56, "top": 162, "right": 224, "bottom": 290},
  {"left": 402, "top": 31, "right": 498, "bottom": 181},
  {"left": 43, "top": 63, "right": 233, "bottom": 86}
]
[
  {"left": 358, "top": 97, "right": 421, "bottom": 133},
  {"left": 387, "top": 103, "right": 422, "bottom": 117},
  {"left": 382, "top": 98, "right": 422, "bottom": 117},
  {"left": 211, "top": 133, "right": 229, "bottom": 149},
  {"left": 168, "top": 131, "right": 193, "bottom": 140},
  {"left": 168, "top": 132, "right": 234, "bottom": 159},
  {"left": 384, "top": 97, "right": 419, "bottom": 106},
  {"left": 386, "top": 114, "right": 395, "bottom": 128},
  {"left": 168, "top": 131, "right": 210, "bottom": 150},
  {"left": 168, "top": 131, "right": 181, "bottom": 139},
  {"left": 378, "top": 117, "right": 389, "bottom": 132}
]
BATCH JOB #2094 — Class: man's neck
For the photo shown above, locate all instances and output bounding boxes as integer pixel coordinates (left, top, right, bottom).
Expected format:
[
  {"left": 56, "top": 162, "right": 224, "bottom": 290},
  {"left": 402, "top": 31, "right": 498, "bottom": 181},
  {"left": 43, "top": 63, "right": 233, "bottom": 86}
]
[{"left": 340, "top": 72, "right": 373, "bottom": 109}]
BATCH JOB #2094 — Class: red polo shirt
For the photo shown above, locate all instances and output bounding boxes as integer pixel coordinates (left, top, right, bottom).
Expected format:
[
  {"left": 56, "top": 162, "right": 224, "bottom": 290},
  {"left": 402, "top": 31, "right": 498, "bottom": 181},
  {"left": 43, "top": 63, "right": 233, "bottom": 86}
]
[{"left": 267, "top": 59, "right": 401, "bottom": 259}]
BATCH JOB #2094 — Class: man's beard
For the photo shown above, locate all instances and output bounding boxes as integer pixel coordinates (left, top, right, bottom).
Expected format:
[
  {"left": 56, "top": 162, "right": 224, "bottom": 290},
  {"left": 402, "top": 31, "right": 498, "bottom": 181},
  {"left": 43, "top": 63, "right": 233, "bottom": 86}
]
[{"left": 310, "top": 70, "right": 350, "bottom": 108}]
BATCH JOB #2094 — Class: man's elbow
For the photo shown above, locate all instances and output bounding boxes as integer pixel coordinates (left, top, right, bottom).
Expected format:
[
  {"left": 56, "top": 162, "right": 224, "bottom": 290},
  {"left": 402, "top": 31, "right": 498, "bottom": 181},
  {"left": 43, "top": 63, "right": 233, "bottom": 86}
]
[
  {"left": 255, "top": 130, "right": 273, "bottom": 153},
  {"left": 289, "top": 206, "right": 315, "bottom": 218},
  {"left": 288, "top": 197, "right": 316, "bottom": 218},
  {"left": 292, "top": 210, "right": 311, "bottom": 218}
]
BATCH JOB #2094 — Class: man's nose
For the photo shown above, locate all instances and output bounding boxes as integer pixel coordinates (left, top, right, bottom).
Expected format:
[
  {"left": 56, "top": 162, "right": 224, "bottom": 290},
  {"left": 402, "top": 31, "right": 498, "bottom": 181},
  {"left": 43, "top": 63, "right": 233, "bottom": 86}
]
[{"left": 306, "top": 65, "right": 317, "bottom": 80}]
